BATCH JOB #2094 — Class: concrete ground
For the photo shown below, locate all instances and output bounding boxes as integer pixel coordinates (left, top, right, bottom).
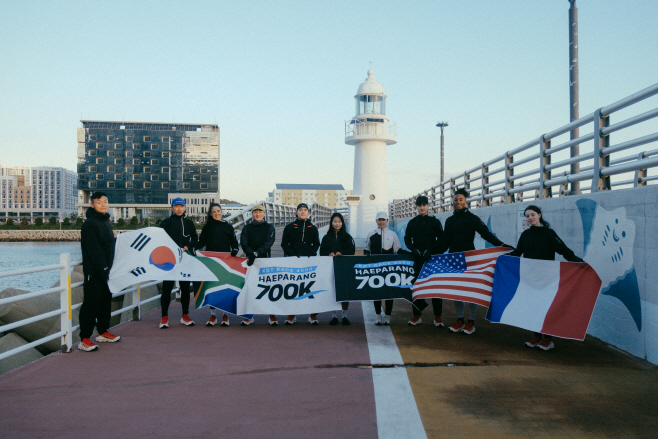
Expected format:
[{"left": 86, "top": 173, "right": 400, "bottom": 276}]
[{"left": 0, "top": 298, "right": 656, "bottom": 438}]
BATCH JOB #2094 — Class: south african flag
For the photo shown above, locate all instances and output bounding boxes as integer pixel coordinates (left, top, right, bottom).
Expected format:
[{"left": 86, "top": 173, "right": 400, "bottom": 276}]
[{"left": 193, "top": 251, "right": 248, "bottom": 315}]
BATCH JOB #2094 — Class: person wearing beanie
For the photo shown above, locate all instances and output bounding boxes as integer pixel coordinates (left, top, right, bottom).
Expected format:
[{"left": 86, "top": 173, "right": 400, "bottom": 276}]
[
  {"left": 405, "top": 195, "right": 445, "bottom": 327},
  {"left": 281, "top": 203, "right": 321, "bottom": 325},
  {"left": 240, "top": 204, "right": 276, "bottom": 325},
  {"left": 158, "top": 197, "right": 198, "bottom": 329},
  {"left": 364, "top": 211, "right": 401, "bottom": 325},
  {"left": 195, "top": 203, "right": 239, "bottom": 327}
]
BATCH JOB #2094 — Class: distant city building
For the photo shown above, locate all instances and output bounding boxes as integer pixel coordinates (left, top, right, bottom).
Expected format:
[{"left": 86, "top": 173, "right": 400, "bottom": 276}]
[
  {"left": 0, "top": 166, "right": 77, "bottom": 221},
  {"left": 77, "top": 121, "right": 220, "bottom": 209},
  {"left": 269, "top": 184, "right": 352, "bottom": 210},
  {"left": 0, "top": 164, "right": 30, "bottom": 177}
]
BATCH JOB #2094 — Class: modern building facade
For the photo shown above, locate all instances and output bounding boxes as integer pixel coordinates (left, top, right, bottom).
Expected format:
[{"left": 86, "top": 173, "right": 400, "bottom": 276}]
[
  {"left": 268, "top": 184, "right": 352, "bottom": 210},
  {"left": 77, "top": 121, "right": 220, "bottom": 207},
  {"left": 0, "top": 167, "right": 77, "bottom": 221}
]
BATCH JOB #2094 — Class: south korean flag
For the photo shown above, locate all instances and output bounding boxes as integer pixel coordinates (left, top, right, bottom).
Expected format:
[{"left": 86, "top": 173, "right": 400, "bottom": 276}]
[{"left": 108, "top": 227, "right": 216, "bottom": 294}]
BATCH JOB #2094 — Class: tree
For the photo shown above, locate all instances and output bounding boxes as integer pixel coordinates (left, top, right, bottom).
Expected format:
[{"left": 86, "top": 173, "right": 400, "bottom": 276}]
[
  {"left": 62, "top": 217, "right": 71, "bottom": 226},
  {"left": 117, "top": 217, "right": 125, "bottom": 227},
  {"left": 155, "top": 218, "right": 162, "bottom": 226},
  {"left": 130, "top": 216, "right": 138, "bottom": 226},
  {"left": 20, "top": 218, "right": 29, "bottom": 226},
  {"left": 35, "top": 217, "right": 43, "bottom": 226},
  {"left": 143, "top": 218, "right": 150, "bottom": 227},
  {"left": 6, "top": 218, "right": 14, "bottom": 226},
  {"left": 49, "top": 216, "right": 57, "bottom": 226},
  {"left": 69, "top": 212, "right": 78, "bottom": 222},
  {"left": 75, "top": 216, "right": 83, "bottom": 227}
]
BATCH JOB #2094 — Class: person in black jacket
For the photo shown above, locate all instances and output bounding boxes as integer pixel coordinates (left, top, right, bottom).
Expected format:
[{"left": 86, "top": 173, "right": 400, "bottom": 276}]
[
  {"left": 405, "top": 196, "right": 444, "bottom": 327},
  {"left": 281, "top": 203, "right": 320, "bottom": 325},
  {"left": 240, "top": 204, "right": 276, "bottom": 325},
  {"left": 437, "top": 188, "right": 512, "bottom": 335},
  {"left": 320, "top": 212, "right": 355, "bottom": 325},
  {"left": 78, "top": 192, "right": 120, "bottom": 352},
  {"left": 196, "top": 203, "right": 239, "bottom": 327},
  {"left": 508, "top": 205, "right": 583, "bottom": 351},
  {"left": 158, "top": 197, "right": 198, "bottom": 328}
]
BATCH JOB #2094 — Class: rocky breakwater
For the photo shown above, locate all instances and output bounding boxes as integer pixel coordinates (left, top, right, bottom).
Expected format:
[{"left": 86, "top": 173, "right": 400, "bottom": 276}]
[
  {"left": 0, "top": 264, "right": 162, "bottom": 375},
  {"left": 0, "top": 230, "right": 125, "bottom": 242}
]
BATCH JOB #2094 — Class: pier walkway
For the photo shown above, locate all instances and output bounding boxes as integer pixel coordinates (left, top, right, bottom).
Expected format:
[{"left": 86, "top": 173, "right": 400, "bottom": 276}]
[{"left": 1, "top": 299, "right": 657, "bottom": 438}]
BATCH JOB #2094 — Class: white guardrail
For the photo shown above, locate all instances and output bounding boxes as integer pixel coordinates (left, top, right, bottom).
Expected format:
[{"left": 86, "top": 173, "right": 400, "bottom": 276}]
[
  {"left": 392, "top": 82, "right": 658, "bottom": 219},
  {"left": 0, "top": 201, "right": 333, "bottom": 362}
]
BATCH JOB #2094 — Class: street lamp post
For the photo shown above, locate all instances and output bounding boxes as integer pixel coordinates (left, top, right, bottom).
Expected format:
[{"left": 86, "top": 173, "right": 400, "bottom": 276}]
[
  {"left": 568, "top": 0, "right": 580, "bottom": 194},
  {"left": 436, "top": 121, "right": 449, "bottom": 185}
]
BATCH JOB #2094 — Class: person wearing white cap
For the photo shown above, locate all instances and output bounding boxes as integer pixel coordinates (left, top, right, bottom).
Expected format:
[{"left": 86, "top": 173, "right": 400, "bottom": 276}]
[{"left": 364, "top": 211, "right": 401, "bottom": 325}]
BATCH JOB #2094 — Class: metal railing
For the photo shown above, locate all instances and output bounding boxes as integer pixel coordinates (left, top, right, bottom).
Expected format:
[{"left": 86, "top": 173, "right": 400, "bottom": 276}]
[
  {"left": 0, "top": 253, "right": 161, "bottom": 361},
  {"left": 345, "top": 120, "right": 397, "bottom": 143},
  {"left": 225, "top": 200, "right": 333, "bottom": 240},
  {"left": 392, "top": 82, "right": 658, "bottom": 219}
]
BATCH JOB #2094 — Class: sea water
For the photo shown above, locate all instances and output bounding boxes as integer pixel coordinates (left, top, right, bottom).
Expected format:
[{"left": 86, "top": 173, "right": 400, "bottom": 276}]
[{"left": 0, "top": 242, "right": 82, "bottom": 292}]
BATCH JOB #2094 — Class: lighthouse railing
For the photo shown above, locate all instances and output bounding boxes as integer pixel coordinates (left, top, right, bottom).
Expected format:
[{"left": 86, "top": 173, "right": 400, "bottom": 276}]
[{"left": 391, "top": 81, "right": 658, "bottom": 219}]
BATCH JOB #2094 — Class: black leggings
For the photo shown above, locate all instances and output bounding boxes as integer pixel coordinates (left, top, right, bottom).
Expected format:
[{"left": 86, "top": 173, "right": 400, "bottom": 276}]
[
  {"left": 161, "top": 280, "right": 191, "bottom": 317},
  {"left": 373, "top": 300, "right": 394, "bottom": 315},
  {"left": 412, "top": 298, "right": 443, "bottom": 316}
]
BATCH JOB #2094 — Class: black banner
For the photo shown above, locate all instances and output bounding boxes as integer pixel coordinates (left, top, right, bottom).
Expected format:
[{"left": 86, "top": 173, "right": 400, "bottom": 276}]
[{"left": 333, "top": 255, "right": 418, "bottom": 302}]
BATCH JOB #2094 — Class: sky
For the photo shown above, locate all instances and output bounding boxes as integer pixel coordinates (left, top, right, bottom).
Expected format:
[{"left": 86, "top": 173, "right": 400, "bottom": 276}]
[{"left": 1, "top": 0, "right": 657, "bottom": 204}]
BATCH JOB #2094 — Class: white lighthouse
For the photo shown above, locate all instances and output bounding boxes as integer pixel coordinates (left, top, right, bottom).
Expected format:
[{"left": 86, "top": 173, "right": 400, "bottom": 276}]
[{"left": 345, "top": 69, "right": 397, "bottom": 246}]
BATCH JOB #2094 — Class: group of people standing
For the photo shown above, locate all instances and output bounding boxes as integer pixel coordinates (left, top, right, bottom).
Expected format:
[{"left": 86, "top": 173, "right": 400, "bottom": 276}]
[{"left": 77, "top": 188, "right": 583, "bottom": 353}]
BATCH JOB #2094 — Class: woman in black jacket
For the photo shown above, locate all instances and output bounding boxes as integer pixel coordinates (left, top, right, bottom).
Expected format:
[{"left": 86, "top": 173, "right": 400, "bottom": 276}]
[
  {"left": 320, "top": 213, "right": 355, "bottom": 325},
  {"left": 508, "top": 205, "right": 583, "bottom": 351},
  {"left": 196, "top": 203, "right": 239, "bottom": 327}
]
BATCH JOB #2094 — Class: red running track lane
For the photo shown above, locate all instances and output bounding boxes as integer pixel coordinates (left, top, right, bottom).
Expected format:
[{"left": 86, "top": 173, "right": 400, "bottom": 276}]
[{"left": 0, "top": 302, "right": 377, "bottom": 439}]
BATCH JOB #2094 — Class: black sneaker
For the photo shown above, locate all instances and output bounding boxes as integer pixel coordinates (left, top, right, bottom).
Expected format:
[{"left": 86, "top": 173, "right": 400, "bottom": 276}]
[
  {"left": 341, "top": 317, "right": 351, "bottom": 326},
  {"left": 329, "top": 317, "right": 339, "bottom": 325}
]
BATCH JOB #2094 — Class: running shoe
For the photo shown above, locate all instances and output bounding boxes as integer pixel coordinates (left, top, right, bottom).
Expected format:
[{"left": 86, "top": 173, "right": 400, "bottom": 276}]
[
  {"left": 268, "top": 315, "right": 279, "bottom": 326},
  {"left": 206, "top": 315, "right": 218, "bottom": 326},
  {"left": 407, "top": 315, "right": 422, "bottom": 326},
  {"left": 538, "top": 338, "right": 554, "bottom": 351},
  {"left": 221, "top": 314, "right": 230, "bottom": 326},
  {"left": 308, "top": 315, "right": 319, "bottom": 325},
  {"left": 96, "top": 332, "right": 121, "bottom": 343},
  {"left": 78, "top": 338, "right": 98, "bottom": 352},
  {"left": 525, "top": 335, "right": 542, "bottom": 348},
  {"left": 462, "top": 321, "right": 476, "bottom": 335},
  {"left": 285, "top": 315, "right": 296, "bottom": 325},
  {"left": 433, "top": 316, "right": 444, "bottom": 327},
  {"left": 180, "top": 314, "right": 195, "bottom": 326},
  {"left": 384, "top": 315, "right": 391, "bottom": 325},
  {"left": 329, "top": 317, "right": 339, "bottom": 325},
  {"left": 375, "top": 315, "right": 382, "bottom": 325},
  {"left": 240, "top": 317, "right": 254, "bottom": 326},
  {"left": 341, "top": 317, "right": 351, "bottom": 326},
  {"left": 449, "top": 319, "right": 465, "bottom": 333},
  {"left": 159, "top": 316, "right": 169, "bottom": 329}
]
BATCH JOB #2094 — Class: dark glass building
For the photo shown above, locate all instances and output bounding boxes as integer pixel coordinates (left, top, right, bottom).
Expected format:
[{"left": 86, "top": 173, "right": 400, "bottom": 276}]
[{"left": 77, "top": 121, "right": 219, "bottom": 205}]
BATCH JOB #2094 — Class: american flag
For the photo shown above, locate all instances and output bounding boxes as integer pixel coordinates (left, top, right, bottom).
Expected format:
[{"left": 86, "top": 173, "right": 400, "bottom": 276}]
[{"left": 411, "top": 247, "right": 512, "bottom": 307}]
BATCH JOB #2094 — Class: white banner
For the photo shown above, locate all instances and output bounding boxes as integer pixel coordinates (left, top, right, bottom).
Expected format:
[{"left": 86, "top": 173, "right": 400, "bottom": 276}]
[
  {"left": 108, "top": 227, "right": 216, "bottom": 293},
  {"left": 237, "top": 256, "right": 341, "bottom": 315}
]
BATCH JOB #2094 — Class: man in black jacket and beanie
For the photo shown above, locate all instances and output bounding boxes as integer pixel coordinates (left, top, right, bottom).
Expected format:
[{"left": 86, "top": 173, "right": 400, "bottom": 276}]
[
  {"left": 240, "top": 204, "right": 276, "bottom": 325},
  {"left": 78, "top": 192, "right": 120, "bottom": 352},
  {"left": 158, "top": 197, "right": 198, "bottom": 329},
  {"left": 281, "top": 203, "right": 320, "bottom": 325},
  {"left": 405, "top": 196, "right": 444, "bottom": 327}
]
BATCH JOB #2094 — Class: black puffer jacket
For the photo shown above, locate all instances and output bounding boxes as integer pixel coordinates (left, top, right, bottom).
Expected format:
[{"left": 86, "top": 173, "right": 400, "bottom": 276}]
[
  {"left": 438, "top": 209, "right": 503, "bottom": 253},
  {"left": 160, "top": 213, "right": 198, "bottom": 251},
  {"left": 281, "top": 218, "right": 320, "bottom": 257},
  {"left": 197, "top": 219, "right": 239, "bottom": 253},
  {"left": 240, "top": 220, "right": 275, "bottom": 257},
  {"left": 320, "top": 230, "right": 355, "bottom": 256},
  {"left": 81, "top": 207, "right": 115, "bottom": 280},
  {"left": 404, "top": 214, "right": 443, "bottom": 255},
  {"left": 508, "top": 226, "right": 583, "bottom": 262}
]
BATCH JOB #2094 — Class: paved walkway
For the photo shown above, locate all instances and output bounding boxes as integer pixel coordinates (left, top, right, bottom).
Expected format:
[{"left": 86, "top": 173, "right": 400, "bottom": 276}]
[{"left": 1, "top": 299, "right": 657, "bottom": 438}]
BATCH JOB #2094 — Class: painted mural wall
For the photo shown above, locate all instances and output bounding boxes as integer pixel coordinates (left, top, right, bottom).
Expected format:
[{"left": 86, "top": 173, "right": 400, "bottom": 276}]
[{"left": 391, "top": 185, "right": 658, "bottom": 364}]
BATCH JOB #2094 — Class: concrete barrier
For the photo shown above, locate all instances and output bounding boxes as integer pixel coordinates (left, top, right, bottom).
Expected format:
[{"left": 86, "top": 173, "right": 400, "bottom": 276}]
[
  {"left": 391, "top": 185, "right": 658, "bottom": 364},
  {"left": 0, "top": 333, "right": 44, "bottom": 375}
]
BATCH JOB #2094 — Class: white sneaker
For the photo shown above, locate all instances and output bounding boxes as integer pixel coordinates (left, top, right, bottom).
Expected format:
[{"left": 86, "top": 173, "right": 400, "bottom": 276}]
[
  {"left": 268, "top": 316, "right": 278, "bottom": 326},
  {"left": 384, "top": 315, "right": 391, "bottom": 325},
  {"left": 240, "top": 317, "right": 254, "bottom": 326},
  {"left": 375, "top": 314, "right": 382, "bottom": 325}
]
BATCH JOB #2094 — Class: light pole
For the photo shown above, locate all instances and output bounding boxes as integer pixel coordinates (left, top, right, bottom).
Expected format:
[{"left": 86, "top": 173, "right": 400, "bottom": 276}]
[
  {"left": 436, "top": 122, "right": 449, "bottom": 184},
  {"left": 568, "top": 0, "right": 580, "bottom": 194}
]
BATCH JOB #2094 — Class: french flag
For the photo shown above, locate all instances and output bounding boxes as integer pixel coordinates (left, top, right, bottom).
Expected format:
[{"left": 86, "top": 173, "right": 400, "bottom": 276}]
[{"left": 486, "top": 256, "right": 602, "bottom": 340}]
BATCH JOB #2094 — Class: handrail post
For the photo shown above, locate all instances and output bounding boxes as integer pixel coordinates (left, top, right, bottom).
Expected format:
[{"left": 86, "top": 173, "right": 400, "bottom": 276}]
[
  {"left": 132, "top": 282, "right": 141, "bottom": 321},
  {"left": 59, "top": 253, "right": 73, "bottom": 353},
  {"left": 505, "top": 152, "right": 514, "bottom": 204},
  {"left": 481, "top": 164, "right": 489, "bottom": 207},
  {"left": 539, "top": 135, "right": 552, "bottom": 199},
  {"left": 635, "top": 152, "right": 648, "bottom": 187},
  {"left": 592, "top": 107, "right": 611, "bottom": 192}
]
